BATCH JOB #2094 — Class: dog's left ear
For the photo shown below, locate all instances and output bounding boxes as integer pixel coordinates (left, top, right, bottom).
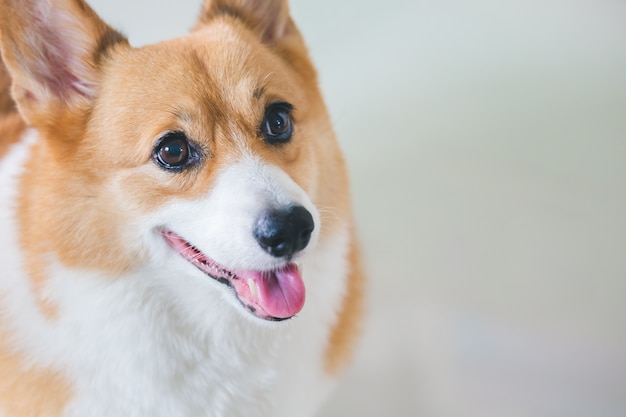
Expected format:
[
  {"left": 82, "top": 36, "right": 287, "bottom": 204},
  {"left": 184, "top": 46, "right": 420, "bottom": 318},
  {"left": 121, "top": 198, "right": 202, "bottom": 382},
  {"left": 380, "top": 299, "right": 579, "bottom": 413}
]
[
  {"left": 0, "top": 0, "right": 127, "bottom": 127},
  {"left": 195, "top": 0, "right": 296, "bottom": 46}
]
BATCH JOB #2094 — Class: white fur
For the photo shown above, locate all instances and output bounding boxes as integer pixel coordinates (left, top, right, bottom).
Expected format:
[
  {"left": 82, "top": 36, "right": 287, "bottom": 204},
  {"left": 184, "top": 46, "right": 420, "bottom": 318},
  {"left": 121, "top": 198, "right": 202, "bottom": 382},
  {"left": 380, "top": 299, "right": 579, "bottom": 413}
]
[
  {"left": 0, "top": 129, "right": 38, "bottom": 279},
  {"left": 0, "top": 138, "right": 349, "bottom": 417}
]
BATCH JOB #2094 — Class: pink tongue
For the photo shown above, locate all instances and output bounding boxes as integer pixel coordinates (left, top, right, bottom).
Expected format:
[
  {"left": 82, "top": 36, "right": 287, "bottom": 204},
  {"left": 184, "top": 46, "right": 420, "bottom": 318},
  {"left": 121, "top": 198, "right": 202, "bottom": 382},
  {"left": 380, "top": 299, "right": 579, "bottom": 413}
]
[{"left": 240, "top": 264, "right": 306, "bottom": 319}]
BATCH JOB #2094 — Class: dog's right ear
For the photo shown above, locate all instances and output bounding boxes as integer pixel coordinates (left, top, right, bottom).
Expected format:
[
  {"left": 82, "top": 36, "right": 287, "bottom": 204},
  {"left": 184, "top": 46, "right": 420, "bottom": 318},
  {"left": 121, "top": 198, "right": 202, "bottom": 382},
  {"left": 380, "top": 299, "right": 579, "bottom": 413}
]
[
  {"left": 0, "top": 0, "right": 127, "bottom": 127},
  {"left": 195, "top": 0, "right": 296, "bottom": 46}
]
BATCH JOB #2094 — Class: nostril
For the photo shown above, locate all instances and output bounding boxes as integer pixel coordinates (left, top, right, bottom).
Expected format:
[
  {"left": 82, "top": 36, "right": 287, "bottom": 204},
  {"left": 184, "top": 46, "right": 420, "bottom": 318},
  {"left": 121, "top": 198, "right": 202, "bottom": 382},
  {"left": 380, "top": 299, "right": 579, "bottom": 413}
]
[
  {"left": 295, "top": 221, "right": 313, "bottom": 253},
  {"left": 253, "top": 205, "right": 315, "bottom": 258}
]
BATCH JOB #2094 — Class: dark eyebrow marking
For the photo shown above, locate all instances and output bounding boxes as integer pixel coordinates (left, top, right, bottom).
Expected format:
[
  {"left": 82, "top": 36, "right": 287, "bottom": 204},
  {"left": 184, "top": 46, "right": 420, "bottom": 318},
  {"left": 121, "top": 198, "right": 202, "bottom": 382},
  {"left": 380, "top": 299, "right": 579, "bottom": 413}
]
[
  {"left": 94, "top": 28, "right": 128, "bottom": 63},
  {"left": 253, "top": 85, "right": 266, "bottom": 100}
]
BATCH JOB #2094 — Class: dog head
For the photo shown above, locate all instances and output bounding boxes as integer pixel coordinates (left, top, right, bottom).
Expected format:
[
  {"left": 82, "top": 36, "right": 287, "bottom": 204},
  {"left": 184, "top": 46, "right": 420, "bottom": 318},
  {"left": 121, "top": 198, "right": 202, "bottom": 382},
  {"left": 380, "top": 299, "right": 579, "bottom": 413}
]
[{"left": 0, "top": 0, "right": 352, "bottom": 322}]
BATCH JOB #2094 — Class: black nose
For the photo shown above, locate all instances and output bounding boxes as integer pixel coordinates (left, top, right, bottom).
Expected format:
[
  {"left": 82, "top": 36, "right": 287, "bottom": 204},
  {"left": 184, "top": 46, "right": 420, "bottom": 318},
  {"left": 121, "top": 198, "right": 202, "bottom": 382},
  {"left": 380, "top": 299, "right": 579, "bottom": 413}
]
[{"left": 253, "top": 206, "right": 315, "bottom": 258}]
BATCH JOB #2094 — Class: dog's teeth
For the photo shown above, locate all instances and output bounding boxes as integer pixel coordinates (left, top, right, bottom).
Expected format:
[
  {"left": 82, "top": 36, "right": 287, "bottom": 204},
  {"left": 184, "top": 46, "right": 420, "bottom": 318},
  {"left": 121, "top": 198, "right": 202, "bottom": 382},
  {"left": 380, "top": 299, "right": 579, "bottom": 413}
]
[{"left": 248, "top": 279, "right": 258, "bottom": 299}]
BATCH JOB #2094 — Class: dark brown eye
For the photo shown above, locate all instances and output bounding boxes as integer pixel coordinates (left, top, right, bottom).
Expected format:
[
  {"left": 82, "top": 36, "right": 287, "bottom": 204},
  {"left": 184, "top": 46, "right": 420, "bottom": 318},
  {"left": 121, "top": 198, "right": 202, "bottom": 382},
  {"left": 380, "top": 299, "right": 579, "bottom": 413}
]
[
  {"left": 154, "top": 132, "right": 193, "bottom": 170},
  {"left": 262, "top": 103, "right": 293, "bottom": 145}
]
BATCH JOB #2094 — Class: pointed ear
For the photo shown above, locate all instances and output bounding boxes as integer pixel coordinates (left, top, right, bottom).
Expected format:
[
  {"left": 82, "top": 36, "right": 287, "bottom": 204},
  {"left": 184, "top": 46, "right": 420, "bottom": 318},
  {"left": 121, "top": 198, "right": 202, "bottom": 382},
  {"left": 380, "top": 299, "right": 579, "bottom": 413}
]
[
  {"left": 0, "top": 0, "right": 127, "bottom": 125},
  {"left": 195, "top": 0, "right": 295, "bottom": 45}
]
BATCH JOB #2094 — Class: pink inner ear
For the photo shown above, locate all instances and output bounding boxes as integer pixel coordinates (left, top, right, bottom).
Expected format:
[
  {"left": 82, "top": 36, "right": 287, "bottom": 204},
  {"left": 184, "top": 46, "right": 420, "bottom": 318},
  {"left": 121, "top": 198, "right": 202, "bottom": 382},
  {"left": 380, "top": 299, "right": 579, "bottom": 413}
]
[
  {"left": 208, "top": 0, "right": 291, "bottom": 45},
  {"left": 246, "top": 0, "right": 287, "bottom": 43},
  {"left": 36, "top": 55, "right": 92, "bottom": 103},
  {"left": 3, "top": 0, "right": 119, "bottom": 102},
  {"left": 30, "top": 11, "right": 93, "bottom": 101}
]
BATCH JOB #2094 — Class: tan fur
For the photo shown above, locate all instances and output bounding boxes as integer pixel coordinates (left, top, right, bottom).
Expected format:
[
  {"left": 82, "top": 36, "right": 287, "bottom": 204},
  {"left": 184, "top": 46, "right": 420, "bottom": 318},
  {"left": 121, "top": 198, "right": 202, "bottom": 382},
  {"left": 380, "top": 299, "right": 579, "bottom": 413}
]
[
  {"left": 0, "top": 60, "right": 16, "bottom": 115},
  {"left": 0, "top": 59, "right": 25, "bottom": 159},
  {"left": 0, "top": 8, "right": 73, "bottom": 416},
  {"left": 0, "top": 113, "right": 25, "bottom": 159},
  {"left": 325, "top": 237, "right": 366, "bottom": 374},
  {"left": 0, "top": 335, "right": 70, "bottom": 417},
  {"left": 0, "top": 0, "right": 363, "bottom": 412}
]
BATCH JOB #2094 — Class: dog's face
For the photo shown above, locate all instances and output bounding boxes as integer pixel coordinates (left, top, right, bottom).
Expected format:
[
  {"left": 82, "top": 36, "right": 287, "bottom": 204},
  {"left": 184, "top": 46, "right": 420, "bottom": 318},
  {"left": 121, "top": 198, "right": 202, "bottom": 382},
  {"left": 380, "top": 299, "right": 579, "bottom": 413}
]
[{"left": 0, "top": 0, "right": 350, "bottom": 322}]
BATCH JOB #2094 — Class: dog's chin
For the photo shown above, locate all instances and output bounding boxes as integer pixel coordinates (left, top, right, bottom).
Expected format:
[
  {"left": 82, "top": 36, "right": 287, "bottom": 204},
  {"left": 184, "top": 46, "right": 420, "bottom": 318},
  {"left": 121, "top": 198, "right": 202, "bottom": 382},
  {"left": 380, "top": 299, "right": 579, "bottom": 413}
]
[{"left": 160, "top": 229, "right": 306, "bottom": 322}]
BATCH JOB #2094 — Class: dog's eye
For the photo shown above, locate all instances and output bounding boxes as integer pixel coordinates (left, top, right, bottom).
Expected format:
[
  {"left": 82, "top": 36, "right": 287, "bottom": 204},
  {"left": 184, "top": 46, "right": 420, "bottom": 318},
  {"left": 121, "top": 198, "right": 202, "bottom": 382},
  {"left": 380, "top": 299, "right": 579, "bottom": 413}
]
[
  {"left": 262, "top": 103, "right": 293, "bottom": 145},
  {"left": 154, "top": 132, "right": 193, "bottom": 170}
]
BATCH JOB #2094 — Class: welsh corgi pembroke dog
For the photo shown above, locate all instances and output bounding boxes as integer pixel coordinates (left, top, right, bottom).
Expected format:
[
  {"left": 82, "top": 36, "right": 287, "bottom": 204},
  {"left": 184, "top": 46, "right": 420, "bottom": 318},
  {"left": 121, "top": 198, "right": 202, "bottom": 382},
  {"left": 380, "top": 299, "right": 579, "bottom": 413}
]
[{"left": 0, "top": 0, "right": 364, "bottom": 416}]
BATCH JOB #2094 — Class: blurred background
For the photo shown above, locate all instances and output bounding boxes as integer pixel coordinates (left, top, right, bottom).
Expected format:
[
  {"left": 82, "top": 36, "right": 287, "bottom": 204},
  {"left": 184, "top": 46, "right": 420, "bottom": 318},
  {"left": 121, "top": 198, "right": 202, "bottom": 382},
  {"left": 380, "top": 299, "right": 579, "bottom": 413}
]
[{"left": 90, "top": 1, "right": 626, "bottom": 416}]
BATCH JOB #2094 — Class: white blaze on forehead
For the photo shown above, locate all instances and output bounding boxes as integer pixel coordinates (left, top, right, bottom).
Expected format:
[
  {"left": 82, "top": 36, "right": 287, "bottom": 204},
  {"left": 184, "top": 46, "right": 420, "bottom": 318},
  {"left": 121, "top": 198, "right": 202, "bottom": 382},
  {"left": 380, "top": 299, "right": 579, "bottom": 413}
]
[{"left": 152, "top": 155, "right": 320, "bottom": 271}]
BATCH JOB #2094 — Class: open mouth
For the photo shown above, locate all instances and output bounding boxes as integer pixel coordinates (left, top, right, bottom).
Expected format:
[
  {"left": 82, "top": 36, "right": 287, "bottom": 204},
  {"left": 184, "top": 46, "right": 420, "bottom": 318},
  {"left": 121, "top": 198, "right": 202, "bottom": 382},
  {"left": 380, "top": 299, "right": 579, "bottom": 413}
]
[{"left": 161, "top": 229, "right": 306, "bottom": 321}]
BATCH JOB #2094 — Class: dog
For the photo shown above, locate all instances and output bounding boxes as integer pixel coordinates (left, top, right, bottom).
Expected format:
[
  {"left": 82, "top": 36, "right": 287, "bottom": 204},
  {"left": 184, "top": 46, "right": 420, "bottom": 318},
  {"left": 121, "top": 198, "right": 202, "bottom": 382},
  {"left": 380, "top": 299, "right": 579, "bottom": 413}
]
[{"left": 0, "top": 0, "right": 364, "bottom": 416}]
